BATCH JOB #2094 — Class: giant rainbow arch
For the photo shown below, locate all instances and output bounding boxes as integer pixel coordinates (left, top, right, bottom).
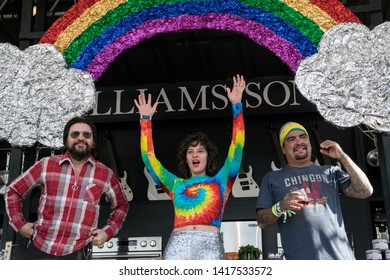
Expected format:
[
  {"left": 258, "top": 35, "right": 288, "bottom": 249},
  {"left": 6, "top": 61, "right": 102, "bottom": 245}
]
[{"left": 40, "top": 0, "right": 360, "bottom": 81}]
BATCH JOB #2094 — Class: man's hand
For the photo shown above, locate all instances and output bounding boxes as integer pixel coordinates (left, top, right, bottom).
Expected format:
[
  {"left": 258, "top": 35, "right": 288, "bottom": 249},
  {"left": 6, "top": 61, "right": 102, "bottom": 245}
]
[
  {"left": 279, "top": 189, "right": 306, "bottom": 212},
  {"left": 319, "top": 140, "right": 345, "bottom": 160},
  {"left": 91, "top": 229, "right": 108, "bottom": 246},
  {"left": 19, "top": 222, "right": 34, "bottom": 238}
]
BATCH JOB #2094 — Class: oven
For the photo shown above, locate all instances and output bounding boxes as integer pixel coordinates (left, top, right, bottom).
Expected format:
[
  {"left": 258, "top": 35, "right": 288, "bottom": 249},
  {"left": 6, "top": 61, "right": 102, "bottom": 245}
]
[{"left": 92, "top": 236, "right": 162, "bottom": 260}]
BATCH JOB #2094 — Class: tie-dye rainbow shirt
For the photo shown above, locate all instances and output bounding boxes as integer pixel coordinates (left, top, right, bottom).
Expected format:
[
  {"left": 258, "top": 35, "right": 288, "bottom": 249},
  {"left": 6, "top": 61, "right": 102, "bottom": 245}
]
[{"left": 140, "top": 103, "right": 244, "bottom": 229}]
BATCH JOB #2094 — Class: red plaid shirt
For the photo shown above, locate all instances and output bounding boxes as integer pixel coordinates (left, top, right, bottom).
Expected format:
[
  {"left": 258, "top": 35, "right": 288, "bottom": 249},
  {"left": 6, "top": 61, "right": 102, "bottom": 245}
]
[{"left": 5, "top": 151, "right": 128, "bottom": 256}]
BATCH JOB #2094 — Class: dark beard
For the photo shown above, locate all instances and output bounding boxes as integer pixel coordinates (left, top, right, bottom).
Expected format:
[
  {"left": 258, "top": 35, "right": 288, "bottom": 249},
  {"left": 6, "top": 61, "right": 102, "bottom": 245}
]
[
  {"left": 68, "top": 142, "right": 91, "bottom": 161},
  {"left": 294, "top": 144, "right": 309, "bottom": 161},
  {"left": 295, "top": 151, "right": 309, "bottom": 161}
]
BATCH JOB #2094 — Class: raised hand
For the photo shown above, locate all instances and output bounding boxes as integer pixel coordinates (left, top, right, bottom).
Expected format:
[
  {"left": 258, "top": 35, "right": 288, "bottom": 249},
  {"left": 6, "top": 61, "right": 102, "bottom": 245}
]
[
  {"left": 226, "top": 74, "right": 245, "bottom": 104},
  {"left": 134, "top": 92, "right": 158, "bottom": 117},
  {"left": 319, "top": 140, "right": 344, "bottom": 160}
]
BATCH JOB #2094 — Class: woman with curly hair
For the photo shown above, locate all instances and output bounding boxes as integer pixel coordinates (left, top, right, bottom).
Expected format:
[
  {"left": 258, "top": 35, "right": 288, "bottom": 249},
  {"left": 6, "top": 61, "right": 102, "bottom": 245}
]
[
  {"left": 134, "top": 75, "right": 245, "bottom": 260},
  {"left": 176, "top": 132, "right": 219, "bottom": 179}
]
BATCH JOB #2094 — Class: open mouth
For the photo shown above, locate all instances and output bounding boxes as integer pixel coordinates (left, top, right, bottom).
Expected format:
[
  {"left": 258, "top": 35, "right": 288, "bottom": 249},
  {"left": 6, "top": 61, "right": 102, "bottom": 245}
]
[
  {"left": 294, "top": 145, "right": 306, "bottom": 153},
  {"left": 192, "top": 160, "right": 200, "bottom": 168}
]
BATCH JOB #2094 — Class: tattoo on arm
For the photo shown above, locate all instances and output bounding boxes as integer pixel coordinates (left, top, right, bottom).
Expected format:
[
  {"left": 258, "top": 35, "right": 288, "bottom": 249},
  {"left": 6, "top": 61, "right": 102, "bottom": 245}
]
[
  {"left": 340, "top": 154, "right": 373, "bottom": 199},
  {"left": 256, "top": 208, "right": 279, "bottom": 229}
]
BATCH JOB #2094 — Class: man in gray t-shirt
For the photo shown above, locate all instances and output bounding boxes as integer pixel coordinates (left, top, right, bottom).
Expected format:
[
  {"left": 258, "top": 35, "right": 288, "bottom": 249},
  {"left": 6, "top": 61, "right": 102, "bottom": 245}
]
[{"left": 256, "top": 122, "right": 373, "bottom": 260}]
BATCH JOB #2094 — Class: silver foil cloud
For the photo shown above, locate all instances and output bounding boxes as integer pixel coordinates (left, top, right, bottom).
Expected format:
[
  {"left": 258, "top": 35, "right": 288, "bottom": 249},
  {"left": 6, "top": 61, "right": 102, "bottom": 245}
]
[
  {"left": 295, "top": 22, "right": 389, "bottom": 133},
  {"left": 0, "top": 43, "right": 96, "bottom": 148}
]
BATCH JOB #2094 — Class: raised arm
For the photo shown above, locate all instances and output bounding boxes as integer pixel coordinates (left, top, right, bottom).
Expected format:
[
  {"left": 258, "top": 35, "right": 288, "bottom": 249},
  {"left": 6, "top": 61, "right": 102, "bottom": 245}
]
[
  {"left": 134, "top": 92, "right": 177, "bottom": 193},
  {"left": 226, "top": 75, "right": 245, "bottom": 163},
  {"left": 219, "top": 75, "right": 245, "bottom": 191},
  {"left": 320, "top": 140, "right": 373, "bottom": 198}
]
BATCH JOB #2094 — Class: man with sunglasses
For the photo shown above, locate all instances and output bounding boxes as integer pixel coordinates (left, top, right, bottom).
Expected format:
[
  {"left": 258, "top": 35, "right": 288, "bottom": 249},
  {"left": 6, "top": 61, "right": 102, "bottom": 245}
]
[{"left": 5, "top": 117, "right": 129, "bottom": 260}]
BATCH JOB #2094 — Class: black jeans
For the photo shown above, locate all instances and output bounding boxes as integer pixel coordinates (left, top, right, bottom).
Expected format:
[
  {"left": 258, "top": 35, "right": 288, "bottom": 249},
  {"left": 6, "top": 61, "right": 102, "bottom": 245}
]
[{"left": 22, "top": 240, "right": 92, "bottom": 260}]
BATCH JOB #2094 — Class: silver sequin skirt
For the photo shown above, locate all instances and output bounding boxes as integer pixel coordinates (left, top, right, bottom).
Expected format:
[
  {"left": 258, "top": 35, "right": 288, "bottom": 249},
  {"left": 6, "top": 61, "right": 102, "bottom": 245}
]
[{"left": 163, "top": 230, "right": 225, "bottom": 260}]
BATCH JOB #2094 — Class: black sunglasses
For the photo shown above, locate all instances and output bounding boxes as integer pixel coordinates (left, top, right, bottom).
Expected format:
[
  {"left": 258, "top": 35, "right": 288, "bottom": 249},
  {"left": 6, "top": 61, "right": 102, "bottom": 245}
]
[{"left": 69, "top": 131, "right": 92, "bottom": 139}]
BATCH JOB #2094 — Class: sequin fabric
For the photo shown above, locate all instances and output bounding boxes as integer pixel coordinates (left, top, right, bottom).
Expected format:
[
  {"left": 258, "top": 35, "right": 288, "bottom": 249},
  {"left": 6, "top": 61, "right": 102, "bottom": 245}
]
[
  {"left": 163, "top": 230, "right": 225, "bottom": 260},
  {"left": 39, "top": 0, "right": 360, "bottom": 80}
]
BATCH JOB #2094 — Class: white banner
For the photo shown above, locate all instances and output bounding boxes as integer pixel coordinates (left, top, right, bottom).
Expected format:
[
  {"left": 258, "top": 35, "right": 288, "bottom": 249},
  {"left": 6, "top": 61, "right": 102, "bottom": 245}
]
[{"left": 1, "top": 260, "right": 388, "bottom": 279}]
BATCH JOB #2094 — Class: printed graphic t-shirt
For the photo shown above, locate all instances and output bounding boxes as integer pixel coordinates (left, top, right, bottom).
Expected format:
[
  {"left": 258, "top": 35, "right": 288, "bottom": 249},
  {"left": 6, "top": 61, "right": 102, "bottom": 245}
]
[{"left": 256, "top": 164, "right": 355, "bottom": 260}]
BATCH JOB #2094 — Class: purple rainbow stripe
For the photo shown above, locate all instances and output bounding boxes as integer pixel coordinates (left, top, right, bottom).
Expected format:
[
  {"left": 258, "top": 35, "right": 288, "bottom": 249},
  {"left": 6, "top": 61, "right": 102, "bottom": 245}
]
[{"left": 87, "top": 14, "right": 304, "bottom": 80}]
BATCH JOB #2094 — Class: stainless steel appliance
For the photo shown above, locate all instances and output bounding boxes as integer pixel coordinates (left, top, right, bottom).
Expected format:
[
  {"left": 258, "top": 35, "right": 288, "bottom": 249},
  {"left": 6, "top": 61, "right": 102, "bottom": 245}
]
[
  {"left": 220, "top": 220, "right": 262, "bottom": 253},
  {"left": 92, "top": 236, "right": 162, "bottom": 260}
]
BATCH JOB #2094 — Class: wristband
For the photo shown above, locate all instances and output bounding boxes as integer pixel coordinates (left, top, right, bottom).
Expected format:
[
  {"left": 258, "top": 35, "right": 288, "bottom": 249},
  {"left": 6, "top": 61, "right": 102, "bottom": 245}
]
[
  {"left": 272, "top": 201, "right": 296, "bottom": 223},
  {"left": 271, "top": 201, "right": 284, "bottom": 217},
  {"left": 140, "top": 115, "right": 152, "bottom": 120},
  {"left": 283, "top": 210, "right": 296, "bottom": 224},
  {"left": 276, "top": 201, "right": 282, "bottom": 213}
]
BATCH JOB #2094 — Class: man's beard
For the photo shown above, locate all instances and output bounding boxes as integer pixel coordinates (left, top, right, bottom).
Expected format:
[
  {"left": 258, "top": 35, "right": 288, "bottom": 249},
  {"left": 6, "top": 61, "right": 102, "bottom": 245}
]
[
  {"left": 68, "top": 142, "right": 92, "bottom": 161},
  {"left": 294, "top": 150, "right": 309, "bottom": 161},
  {"left": 294, "top": 144, "right": 309, "bottom": 161}
]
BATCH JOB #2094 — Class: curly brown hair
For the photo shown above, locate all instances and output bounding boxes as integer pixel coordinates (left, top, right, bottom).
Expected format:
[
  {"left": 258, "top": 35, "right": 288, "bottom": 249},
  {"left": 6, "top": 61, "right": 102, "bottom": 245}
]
[{"left": 176, "top": 132, "right": 218, "bottom": 179}]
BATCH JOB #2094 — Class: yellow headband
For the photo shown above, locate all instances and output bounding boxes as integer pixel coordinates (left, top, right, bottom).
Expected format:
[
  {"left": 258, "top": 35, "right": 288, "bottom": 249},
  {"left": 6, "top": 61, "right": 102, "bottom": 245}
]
[{"left": 279, "top": 122, "right": 308, "bottom": 148}]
